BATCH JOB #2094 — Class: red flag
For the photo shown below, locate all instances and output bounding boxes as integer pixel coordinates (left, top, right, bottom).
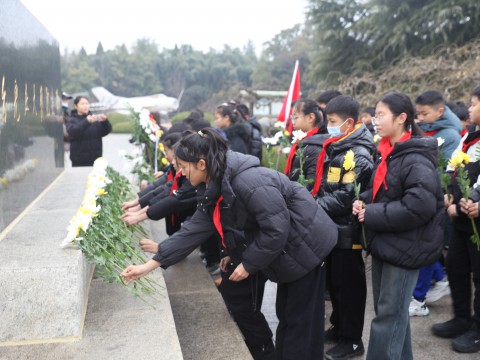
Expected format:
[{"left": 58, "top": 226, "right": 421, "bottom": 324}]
[{"left": 278, "top": 60, "right": 300, "bottom": 133}]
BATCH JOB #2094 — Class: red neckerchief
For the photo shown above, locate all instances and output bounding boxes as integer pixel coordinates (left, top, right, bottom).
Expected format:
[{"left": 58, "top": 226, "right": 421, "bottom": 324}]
[
  {"left": 311, "top": 125, "right": 362, "bottom": 196},
  {"left": 372, "top": 132, "right": 412, "bottom": 202},
  {"left": 167, "top": 168, "right": 175, "bottom": 182},
  {"left": 423, "top": 130, "right": 439, "bottom": 137},
  {"left": 169, "top": 170, "right": 182, "bottom": 195},
  {"left": 460, "top": 129, "right": 468, "bottom": 137},
  {"left": 284, "top": 127, "right": 320, "bottom": 176},
  {"left": 169, "top": 170, "right": 182, "bottom": 224},
  {"left": 462, "top": 137, "right": 480, "bottom": 153},
  {"left": 213, "top": 196, "right": 226, "bottom": 248}
]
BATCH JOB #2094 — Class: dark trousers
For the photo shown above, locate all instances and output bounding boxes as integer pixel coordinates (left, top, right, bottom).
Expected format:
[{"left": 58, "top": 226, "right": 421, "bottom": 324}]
[
  {"left": 327, "top": 248, "right": 366, "bottom": 341},
  {"left": 276, "top": 263, "right": 325, "bottom": 360},
  {"left": 218, "top": 267, "right": 272, "bottom": 347},
  {"left": 446, "top": 229, "right": 480, "bottom": 326},
  {"left": 200, "top": 236, "right": 221, "bottom": 265}
]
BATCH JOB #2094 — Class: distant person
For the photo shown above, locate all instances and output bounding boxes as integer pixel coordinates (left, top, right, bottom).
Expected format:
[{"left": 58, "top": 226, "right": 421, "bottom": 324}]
[
  {"left": 447, "top": 101, "right": 473, "bottom": 136},
  {"left": 214, "top": 104, "right": 251, "bottom": 154},
  {"left": 235, "top": 103, "right": 263, "bottom": 161},
  {"left": 315, "top": 90, "right": 342, "bottom": 110},
  {"left": 360, "top": 106, "right": 376, "bottom": 134},
  {"left": 61, "top": 92, "right": 73, "bottom": 152},
  {"left": 65, "top": 96, "right": 111, "bottom": 167},
  {"left": 416, "top": 90, "right": 462, "bottom": 159}
]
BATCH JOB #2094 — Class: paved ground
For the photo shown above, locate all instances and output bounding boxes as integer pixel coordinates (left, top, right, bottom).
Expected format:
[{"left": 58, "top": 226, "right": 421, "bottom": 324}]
[{"left": 106, "top": 134, "right": 478, "bottom": 359}]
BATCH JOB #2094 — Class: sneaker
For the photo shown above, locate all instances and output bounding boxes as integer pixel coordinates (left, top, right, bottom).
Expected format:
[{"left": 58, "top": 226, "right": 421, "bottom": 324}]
[
  {"left": 452, "top": 325, "right": 480, "bottom": 353},
  {"left": 325, "top": 340, "right": 364, "bottom": 360},
  {"left": 324, "top": 326, "right": 339, "bottom": 344},
  {"left": 425, "top": 280, "right": 450, "bottom": 304},
  {"left": 432, "top": 317, "right": 472, "bottom": 338},
  {"left": 409, "top": 298, "right": 430, "bottom": 317}
]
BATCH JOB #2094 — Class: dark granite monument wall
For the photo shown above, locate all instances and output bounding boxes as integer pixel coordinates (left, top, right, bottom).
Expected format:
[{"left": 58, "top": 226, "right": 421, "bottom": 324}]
[{"left": 0, "top": 0, "right": 63, "bottom": 232}]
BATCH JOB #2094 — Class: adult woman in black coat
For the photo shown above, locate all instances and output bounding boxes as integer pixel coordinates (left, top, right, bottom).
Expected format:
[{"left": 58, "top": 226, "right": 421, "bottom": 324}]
[
  {"left": 65, "top": 96, "right": 111, "bottom": 166},
  {"left": 353, "top": 92, "right": 444, "bottom": 360},
  {"left": 121, "top": 128, "right": 338, "bottom": 360}
]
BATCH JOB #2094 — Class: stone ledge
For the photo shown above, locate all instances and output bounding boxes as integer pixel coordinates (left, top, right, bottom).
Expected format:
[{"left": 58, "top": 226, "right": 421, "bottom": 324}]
[{"left": 0, "top": 168, "right": 94, "bottom": 345}]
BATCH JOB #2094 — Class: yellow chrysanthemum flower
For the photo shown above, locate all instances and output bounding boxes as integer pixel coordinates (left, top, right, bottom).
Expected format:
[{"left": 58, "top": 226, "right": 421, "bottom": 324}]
[
  {"left": 283, "top": 130, "right": 290, "bottom": 136},
  {"left": 343, "top": 150, "right": 355, "bottom": 171},
  {"left": 162, "top": 158, "right": 168, "bottom": 165},
  {"left": 96, "top": 188, "right": 107, "bottom": 196},
  {"left": 449, "top": 151, "right": 470, "bottom": 169},
  {"left": 158, "top": 143, "right": 164, "bottom": 152}
]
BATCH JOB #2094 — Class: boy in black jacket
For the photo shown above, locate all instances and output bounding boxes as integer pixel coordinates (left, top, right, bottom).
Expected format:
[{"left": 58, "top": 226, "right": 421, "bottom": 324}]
[
  {"left": 432, "top": 85, "right": 480, "bottom": 354},
  {"left": 312, "top": 95, "right": 375, "bottom": 360}
]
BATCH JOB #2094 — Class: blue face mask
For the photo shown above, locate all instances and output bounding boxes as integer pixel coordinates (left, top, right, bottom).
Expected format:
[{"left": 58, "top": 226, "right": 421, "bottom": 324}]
[{"left": 327, "top": 119, "right": 348, "bottom": 137}]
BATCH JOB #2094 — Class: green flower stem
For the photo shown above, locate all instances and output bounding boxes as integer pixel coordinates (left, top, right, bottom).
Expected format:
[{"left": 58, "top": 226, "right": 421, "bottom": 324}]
[{"left": 470, "top": 219, "right": 480, "bottom": 251}]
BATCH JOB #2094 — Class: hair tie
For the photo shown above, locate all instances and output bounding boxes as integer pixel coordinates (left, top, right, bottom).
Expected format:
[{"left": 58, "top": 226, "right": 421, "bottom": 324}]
[{"left": 198, "top": 130, "right": 205, "bottom": 137}]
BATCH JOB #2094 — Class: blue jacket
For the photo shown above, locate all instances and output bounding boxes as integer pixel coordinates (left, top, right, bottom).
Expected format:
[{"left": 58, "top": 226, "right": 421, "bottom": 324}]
[{"left": 418, "top": 106, "right": 461, "bottom": 159}]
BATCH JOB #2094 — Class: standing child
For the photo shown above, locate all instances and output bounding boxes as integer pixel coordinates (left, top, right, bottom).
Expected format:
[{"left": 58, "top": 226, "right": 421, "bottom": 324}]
[
  {"left": 311, "top": 95, "right": 375, "bottom": 360},
  {"left": 121, "top": 128, "right": 338, "bottom": 360},
  {"left": 431, "top": 85, "right": 480, "bottom": 354},
  {"left": 284, "top": 99, "right": 329, "bottom": 191},
  {"left": 353, "top": 92, "right": 444, "bottom": 360}
]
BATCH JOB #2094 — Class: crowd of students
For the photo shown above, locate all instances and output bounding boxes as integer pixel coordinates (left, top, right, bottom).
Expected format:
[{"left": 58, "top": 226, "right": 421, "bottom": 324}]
[{"left": 118, "top": 86, "right": 480, "bottom": 360}]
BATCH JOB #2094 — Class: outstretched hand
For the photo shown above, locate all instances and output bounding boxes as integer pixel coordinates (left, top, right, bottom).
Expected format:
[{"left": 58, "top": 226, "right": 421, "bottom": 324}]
[{"left": 140, "top": 239, "right": 159, "bottom": 254}]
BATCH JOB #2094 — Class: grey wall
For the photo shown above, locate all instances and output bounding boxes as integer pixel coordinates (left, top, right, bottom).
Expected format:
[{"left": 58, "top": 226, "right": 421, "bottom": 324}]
[{"left": 0, "top": 0, "right": 63, "bottom": 232}]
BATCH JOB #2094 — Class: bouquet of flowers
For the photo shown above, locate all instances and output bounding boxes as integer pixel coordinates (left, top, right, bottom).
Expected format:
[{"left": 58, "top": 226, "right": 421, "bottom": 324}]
[
  {"left": 128, "top": 108, "right": 167, "bottom": 184},
  {"left": 449, "top": 151, "right": 480, "bottom": 250},
  {"left": 61, "top": 157, "right": 163, "bottom": 307},
  {"left": 343, "top": 150, "right": 367, "bottom": 249}
]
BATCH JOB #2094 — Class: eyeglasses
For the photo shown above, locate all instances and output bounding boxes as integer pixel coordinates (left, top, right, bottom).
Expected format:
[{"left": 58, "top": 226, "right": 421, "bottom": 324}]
[{"left": 371, "top": 114, "right": 386, "bottom": 125}]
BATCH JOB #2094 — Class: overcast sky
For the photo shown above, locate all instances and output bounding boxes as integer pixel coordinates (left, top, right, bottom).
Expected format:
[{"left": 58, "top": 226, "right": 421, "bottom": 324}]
[{"left": 20, "top": 0, "right": 309, "bottom": 55}]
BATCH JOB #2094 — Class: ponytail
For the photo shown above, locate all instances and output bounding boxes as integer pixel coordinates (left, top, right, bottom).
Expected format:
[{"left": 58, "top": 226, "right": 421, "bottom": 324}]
[
  {"left": 293, "top": 99, "right": 328, "bottom": 134},
  {"left": 216, "top": 104, "right": 243, "bottom": 125},
  {"left": 174, "top": 127, "right": 228, "bottom": 182},
  {"left": 378, "top": 92, "right": 423, "bottom": 136}
]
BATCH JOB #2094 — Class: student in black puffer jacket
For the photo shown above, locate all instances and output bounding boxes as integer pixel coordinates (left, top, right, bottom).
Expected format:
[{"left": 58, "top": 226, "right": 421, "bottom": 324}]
[
  {"left": 284, "top": 99, "right": 329, "bottom": 192},
  {"left": 311, "top": 95, "right": 375, "bottom": 360},
  {"left": 214, "top": 104, "right": 251, "bottom": 154},
  {"left": 353, "top": 92, "right": 444, "bottom": 360},
  {"left": 65, "top": 96, "right": 111, "bottom": 166},
  {"left": 121, "top": 128, "right": 338, "bottom": 360}
]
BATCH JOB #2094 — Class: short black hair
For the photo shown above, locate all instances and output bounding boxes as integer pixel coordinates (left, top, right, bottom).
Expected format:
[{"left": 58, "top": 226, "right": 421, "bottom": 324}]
[
  {"left": 472, "top": 85, "right": 480, "bottom": 99},
  {"left": 168, "top": 122, "right": 191, "bottom": 134},
  {"left": 446, "top": 101, "right": 469, "bottom": 121},
  {"left": 362, "top": 107, "right": 375, "bottom": 117},
  {"left": 325, "top": 95, "right": 360, "bottom": 121},
  {"left": 315, "top": 90, "right": 342, "bottom": 105},
  {"left": 415, "top": 90, "right": 445, "bottom": 107}
]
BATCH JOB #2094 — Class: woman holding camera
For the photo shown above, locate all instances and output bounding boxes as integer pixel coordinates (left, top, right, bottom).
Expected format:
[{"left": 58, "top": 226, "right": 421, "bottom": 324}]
[{"left": 65, "top": 96, "right": 112, "bottom": 167}]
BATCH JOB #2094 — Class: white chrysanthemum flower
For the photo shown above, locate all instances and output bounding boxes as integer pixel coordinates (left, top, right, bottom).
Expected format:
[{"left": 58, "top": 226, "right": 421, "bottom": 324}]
[
  {"left": 282, "top": 147, "right": 291, "bottom": 154},
  {"left": 437, "top": 137, "right": 445, "bottom": 147},
  {"left": 291, "top": 130, "right": 307, "bottom": 143}
]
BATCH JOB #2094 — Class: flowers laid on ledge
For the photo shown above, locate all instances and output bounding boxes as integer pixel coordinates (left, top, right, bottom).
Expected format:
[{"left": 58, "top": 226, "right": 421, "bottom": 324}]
[
  {"left": 61, "top": 157, "right": 163, "bottom": 307},
  {"left": 0, "top": 158, "right": 39, "bottom": 190}
]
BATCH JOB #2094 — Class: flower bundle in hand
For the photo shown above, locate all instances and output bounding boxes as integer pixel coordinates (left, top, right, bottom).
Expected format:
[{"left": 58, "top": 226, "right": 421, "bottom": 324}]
[{"left": 61, "top": 158, "right": 163, "bottom": 307}]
